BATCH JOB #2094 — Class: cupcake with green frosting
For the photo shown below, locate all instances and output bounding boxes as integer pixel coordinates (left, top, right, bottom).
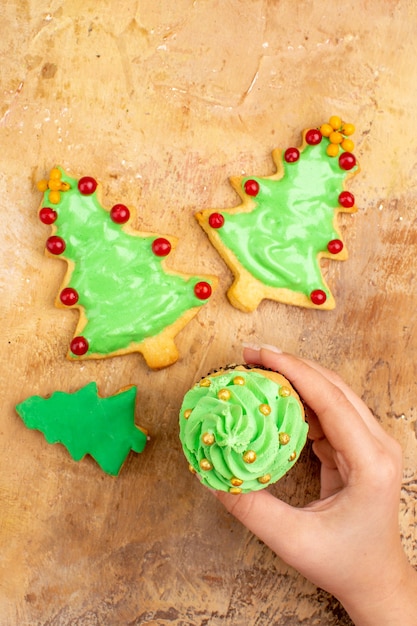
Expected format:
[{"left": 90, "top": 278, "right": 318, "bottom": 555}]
[{"left": 179, "top": 365, "right": 308, "bottom": 494}]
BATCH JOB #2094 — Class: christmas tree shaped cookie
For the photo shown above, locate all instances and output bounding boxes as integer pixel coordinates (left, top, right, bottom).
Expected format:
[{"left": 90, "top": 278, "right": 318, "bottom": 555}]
[
  {"left": 37, "top": 168, "right": 217, "bottom": 368},
  {"left": 15, "top": 382, "right": 148, "bottom": 475},
  {"left": 196, "top": 116, "right": 360, "bottom": 311}
]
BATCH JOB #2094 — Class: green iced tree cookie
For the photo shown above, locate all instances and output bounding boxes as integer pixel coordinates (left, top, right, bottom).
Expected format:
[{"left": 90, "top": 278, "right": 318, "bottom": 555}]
[
  {"left": 196, "top": 116, "right": 359, "bottom": 311},
  {"left": 37, "top": 167, "right": 217, "bottom": 368}
]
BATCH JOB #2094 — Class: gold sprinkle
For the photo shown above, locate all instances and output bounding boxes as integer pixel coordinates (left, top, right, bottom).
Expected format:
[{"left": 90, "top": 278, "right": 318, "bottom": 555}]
[
  {"left": 233, "top": 376, "right": 245, "bottom": 386},
  {"left": 199, "top": 378, "right": 211, "bottom": 388},
  {"left": 184, "top": 409, "right": 192, "bottom": 419},
  {"left": 288, "top": 451, "right": 297, "bottom": 462},
  {"left": 257, "top": 474, "right": 271, "bottom": 484},
  {"left": 230, "top": 477, "right": 243, "bottom": 487},
  {"left": 200, "top": 458, "right": 213, "bottom": 471},
  {"left": 217, "top": 388, "right": 231, "bottom": 401},
  {"left": 243, "top": 450, "right": 257, "bottom": 464},
  {"left": 259, "top": 403, "right": 271, "bottom": 416},
  {"left": 188, "top": 464, "right": 196, "bottom": 474},
  {"left": 279, "top": 386, "right": 291, "bottom": 397},
  {"left": 279, "top": 432, "right": 291, "bottom": 445},
  {"left": 229, "top": 487, "right": 242, "bottom": 495},
  {"left": 201, "top": 432, "right": 215, "bottom": 446}
]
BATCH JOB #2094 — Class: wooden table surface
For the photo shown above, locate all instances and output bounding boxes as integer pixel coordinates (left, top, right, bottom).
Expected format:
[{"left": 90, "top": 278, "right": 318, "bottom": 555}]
[{"left": 1, "top": 1, "right": 417, "bottom": 624}]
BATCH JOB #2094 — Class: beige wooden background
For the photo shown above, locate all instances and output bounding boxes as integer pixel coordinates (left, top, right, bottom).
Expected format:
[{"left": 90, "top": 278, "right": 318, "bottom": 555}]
[{"left": 1, "top": 1, "right": 417, "bottom": 624}]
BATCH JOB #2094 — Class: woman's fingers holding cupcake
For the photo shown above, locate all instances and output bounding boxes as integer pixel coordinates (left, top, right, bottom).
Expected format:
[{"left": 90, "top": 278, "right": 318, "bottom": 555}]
[
  {"left": 243, "top": 345, "right": 377, "bottom": 472},
  {"left": 244, "top": 344, "right": 388, "bottom": 444}
]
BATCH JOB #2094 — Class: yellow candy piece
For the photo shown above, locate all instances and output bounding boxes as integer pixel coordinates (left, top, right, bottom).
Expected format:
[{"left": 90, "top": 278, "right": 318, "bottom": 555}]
[
  {"left": 329, "top": 131, "right": 343, "bottom": 144},
  {"left": 341, "top": 138, "right": 354, "bottom": 153},
  {"left": 342, "top": 123, "right": 355, "bottom": 136},
  {"left": 329, "top": 115, "right": 342, "bottom": 130},
  {"left": 60, "top": 182, "right": 71, "bottom": 191},
  {"left": 48, "top": 178, "right": 62, "bottom": 191},
  {"left": 48, "top": 190, "right": 61, "bottom": 204},
  {"left": 49, "top": 168, "right": 61, "bottom": 180},
  {"left": 326, "top": 143, "right": 340, "bottom": 157},
  {"left": 37, "top": 179, "right": 48, "bottom": 192},
  {"left": 320, "top": 123, "right": 333, "bottom": 137}
]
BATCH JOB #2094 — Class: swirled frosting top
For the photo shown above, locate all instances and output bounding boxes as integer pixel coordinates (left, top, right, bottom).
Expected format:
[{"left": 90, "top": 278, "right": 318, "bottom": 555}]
[{"left": 179, "top": 367, "right": 308, "bottom": 493}]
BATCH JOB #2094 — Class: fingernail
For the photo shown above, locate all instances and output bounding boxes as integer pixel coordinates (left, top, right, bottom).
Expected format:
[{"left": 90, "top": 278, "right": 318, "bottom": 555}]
[
  {"left": 242, "top": 342, "right": 261, "bottom": 351},
  {"left": 259, "top": 343, "right": 283, "bottom": 354}
]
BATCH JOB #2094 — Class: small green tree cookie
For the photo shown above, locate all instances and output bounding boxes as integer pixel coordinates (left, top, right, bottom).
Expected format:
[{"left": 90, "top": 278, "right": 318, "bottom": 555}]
[{"left": 16, "top": 382, "right": 148, "bottom": 476}]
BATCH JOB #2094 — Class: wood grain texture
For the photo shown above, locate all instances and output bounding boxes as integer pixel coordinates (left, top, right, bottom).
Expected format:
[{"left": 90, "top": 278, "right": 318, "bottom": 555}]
[{"left": 1, "top": 1, "right": 417, "bottom": 624}]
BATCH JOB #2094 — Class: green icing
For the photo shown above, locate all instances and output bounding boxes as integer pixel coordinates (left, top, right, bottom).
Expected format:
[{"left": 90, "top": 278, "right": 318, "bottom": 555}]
[
  {"left": 16, "top": 382, "right": 147, "bottom": 476},
  {"left": 208, "top": 140, "right": 357, "bottom": 298},
  {"left": 41, "top": 169, "right": 213, "bottom": 358},
  {"left": 179, "top": 370, "right": 308, "bottom": 493}
]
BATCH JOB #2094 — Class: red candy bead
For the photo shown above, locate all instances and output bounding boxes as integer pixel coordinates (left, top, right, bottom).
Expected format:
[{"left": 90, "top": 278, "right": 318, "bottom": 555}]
[
  {"left": 152, "top": 238, "right": 171, "bottom": 256},
  {"left": 110, "top": 204, "right": 130, "bottom": 224},
  {"left": 244, "top": 179, "right": 260, "bottom": 197},
  {"left": 305, "top": 129, "right": 322, "bottom": 145},
  {"left": 46, "top": 235, "right": 66, "bottom": 255},
  {"left": 338, "top": 191, "right": 355, "bottom": 208},
  {"left": 39, "top": 207, "right": 57, "bottom": 224},
  {"left": 284, "top": 147, "right": 300, "bottom": 163},
  {"left": 310, "top": 289, "right": 327, "bottom": 305},
  {"left": 60, "top": 287, "right": 79, "bottom": 306},
  {"left": 194, "top": 281, "right": 212, "bottom": 300},
  {"left": 70, "top": 336, "right": 89, "bottom": 356},
  {"left": 339, "top": 152, "right": 356, "bottom": 171},
  {"left": 78, "top": 176, "right": 98, "bottom": 195},
  {"left": 209, "top": 212, "right": 225, "bottom": 228},
  {"left": 327, "top": 239, "right": 344, "bottom": 255}
]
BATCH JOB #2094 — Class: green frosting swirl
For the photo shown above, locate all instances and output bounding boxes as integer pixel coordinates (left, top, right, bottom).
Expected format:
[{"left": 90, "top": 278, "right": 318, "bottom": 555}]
[{"left": 179, "top": 369, "right": 308, "bottom": 493}]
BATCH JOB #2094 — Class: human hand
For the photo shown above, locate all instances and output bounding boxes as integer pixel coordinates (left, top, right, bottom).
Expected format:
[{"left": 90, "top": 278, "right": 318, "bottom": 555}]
[{"left": 214, "top": 345, "right": 417, "bottom": 626}]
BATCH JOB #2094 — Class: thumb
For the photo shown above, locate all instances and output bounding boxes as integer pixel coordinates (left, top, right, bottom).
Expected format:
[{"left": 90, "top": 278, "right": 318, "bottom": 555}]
[{"left": 214, "top": 489, "right": 307, "bottom": 564}]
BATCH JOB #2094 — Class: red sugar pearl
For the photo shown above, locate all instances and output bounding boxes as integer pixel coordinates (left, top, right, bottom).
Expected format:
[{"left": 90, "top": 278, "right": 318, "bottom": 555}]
[
  {"left": 284, "top": 147, "right": 300, "bottom": 163},
  {"left": 305, "top": 129, "right": 323, "bottom": 145},
  {"left": 60, "top": 287, "right": 79, "bottom": 306},
  {"left": 209, "top": 212, "right": 225, "bottom": 228},
  {"left": 70, "top": 336, "right": 89, "bottom": 356},
  {"left": 310, "top": 289, "right": 327, "bottom": 305},
  {"left": 339, "top": 152, "right": 356, "bottom": 171},
  {"left": 194, "top": 281, "right": 212, "bottom": 300},
  {"left": 46, "top": 235, "right": 66, "bottom": 255},
  {"left": 327, "top": 239, "right": 344, "bottom": 255},
  {"left": 78, "top": 176, "right": 98, "bottom": 195},
  {"left": 152, "top": 238, "right": 171, "bottom": 256},
  {"left": 39, "top": 207, "right": 57, "bottom": 224},
  {"left": 244, "top": 179, "right": 260, "bottom": 197},
  {"left": 110, "top": 204, "right": 130, "bottom": 224},
  {"left": 338, "top": 191, "right": 355, "bottom": 208}
]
